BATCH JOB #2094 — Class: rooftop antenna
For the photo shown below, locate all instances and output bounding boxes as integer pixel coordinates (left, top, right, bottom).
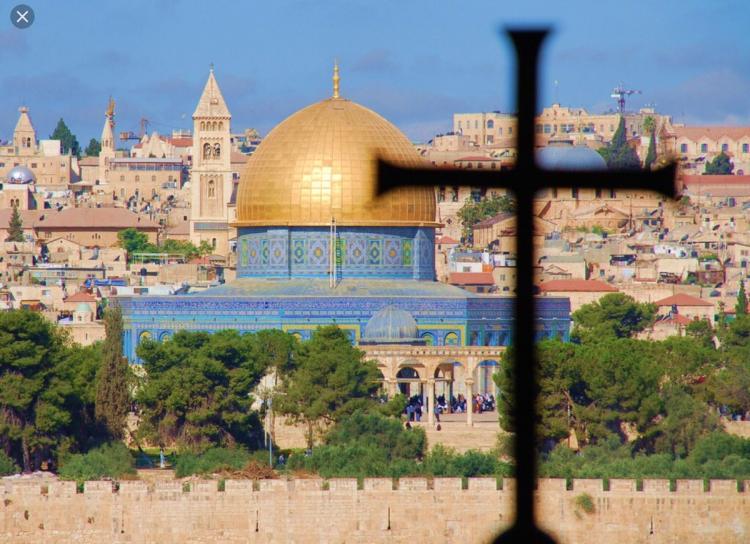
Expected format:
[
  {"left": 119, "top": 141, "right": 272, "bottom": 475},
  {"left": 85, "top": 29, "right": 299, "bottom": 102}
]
[
  {"left": 553, "top": 80, "right": 559, "bottom": 105},
  {"left": 611, "top": 83, "right": 641, "bottom": 114}
]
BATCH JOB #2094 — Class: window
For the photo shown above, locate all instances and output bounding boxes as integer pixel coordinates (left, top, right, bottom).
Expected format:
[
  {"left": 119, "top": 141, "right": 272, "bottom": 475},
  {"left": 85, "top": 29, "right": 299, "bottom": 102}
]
[
  {"left": 211, "top": 238, "right": 217, "bottom": 248},
  {"left": 487, "top": 120, "right": 494, "bottom": 129},
  {"left": 437, "top": 186, "right": 445, "bottom": 202},
  {"left": 571, "top": 187, "right": 579, "bottom": 199},
  {"left": 595, "top": 188, "right": 602, "bottom": 198},
  {"left": 31, "top": 163, "right": 37, "bottom": 168},
  {"left": 743, "top": 143, "right": 749, "bottom": 153},
  {"left": 120, "top": 175, "right": 125, "bottom": 181},
  {"left": 214, "top": 144, "right": 221, "bottom": 158},
  {"left": 610, "top": 189, "right": 616, "bottom": 198},
  {"left": 543, "top": 124, "right": 551, "bottom": 134},
  {"left": 474, "top": 120, "right": 478, "bottom": 129},
  {"left": 151, "top": 175, "right": 156, "bottom": 182},
  {"left": 508, "top": 127, "right": 513, "bottom": 135},
  {"left": 680, "top": 143, "right": 688, "bottom": 153},
  {"left": 609, "top": 124, "right": 614, "bottom": 131},
  {"left": 208, "top": 179, "right": 216, "bottom": 198},
  {"left": 203, "top": 142, "right": 212, "bottom": 159},
  {"left": 450, "top": 186, "right": 459, "bottom": 202},
  {"left": 535, "top": 124, "right": 543, "bottom": 134},
  {"left": 722, "top": 143, "right": 729, "bottom": 152},
  {"left": 135, "top": 175, "right": 140, "bottom": 182},
  {"left": 486, "top": 136, "right": 494, "bottom": 144},
  {"left": 701, "top": 143, "right": 708, "bottom": 153},
  {"left": 498, "top": 127, "right": 503, "bottom": 135}
]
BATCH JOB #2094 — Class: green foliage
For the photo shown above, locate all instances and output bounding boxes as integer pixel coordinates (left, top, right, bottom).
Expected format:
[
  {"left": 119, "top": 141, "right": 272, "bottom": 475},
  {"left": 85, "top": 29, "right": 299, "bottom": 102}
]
[
  {"left": 135, "top": 329, "right": 290, "bottom": 451},
  {"left": 597, "top": 117, "right": 641, "bottom": 170},
  {"left": 84, "top": 138, "right": 101, "bottom": 157},
  {"left": 273, "top": 326, "right": 381, "bottom": 449},
  {"left": 575, "top": 493, "right": 595, "bottom": 514},
  {"left": 736, "top": 280, "right": 747, "bottom": 316},
  {"left": 117, "top": 228, "right": 151, "bottom": 254},
  {"left": 422, "top": 445, "right": 510, "bottom": 478},
  {"left": 59, "top": 442, "right": 135, "bottom": 482},
  {"left": 685, "top": 319, "right": 714, "bottom": 348},
  {"left": 160, "top": 239, "right": 211, "bottom": 259},
  {"left": 0, "top": 451, "right": 19, "bottom": 476},
  {"left": 642, "top": 116, "right": 656, "bottom": 135},
  {"left": 5, "top": 204, "right": 24, "bottom": 242},
  {"left": 173, "top": 447, "right": 253, "bottom": 478},
  {"left": 95, "top": 306, "right": 131, "bottom": 440},
  {"left": 0, "top": 311, "right": 83, "bottom": 471},
  {"left": 326, "top": 411, "right": 426, "bottom": 461},
  {"left": 50, "top": 118, "right": 80, "bottom": 157},
  {"left": 705, "top": 151, "right": 733, "bottom": 175},
  {"left": 644, "top": 128, "right": 657, "bottom": 171},
  {"left": 456, "top": 194, "right": 515, "bottom": 243},
  {"left": 572, "top": 293, "right": 656, "bottom": 342}
]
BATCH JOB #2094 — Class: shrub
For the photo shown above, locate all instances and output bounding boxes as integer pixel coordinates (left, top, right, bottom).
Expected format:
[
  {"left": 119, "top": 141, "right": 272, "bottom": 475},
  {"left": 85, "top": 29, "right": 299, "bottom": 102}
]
[
  {"left": 173, "top": 447, "right": 253, "bottom": 478},
  {"left": 59, "top": 442, "right": 135, "bottom": 482},
  {"left": 325, "top": 411, "right": 426, "bottom": 461},
  {"left": 0, "top": 451, "right": 19, "bottom": 476},
  {"left": 575, "top": 493, "right": 595, "bottom": 514}
]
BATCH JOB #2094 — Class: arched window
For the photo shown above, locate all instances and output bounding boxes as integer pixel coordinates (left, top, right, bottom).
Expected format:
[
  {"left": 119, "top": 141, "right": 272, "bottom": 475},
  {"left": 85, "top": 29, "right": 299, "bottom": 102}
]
[
  {"left": 200, "top": 122, "right": 205, "bottom": 131},
  {"left": 213, "top": 143, "right": 221, "bottom": 158},
  {"left": 219, "top": 122, "right": 223, "bottom": 130},
  {"left": 203, "top": 142, "right": 212, "bottom": 159},
  {"left": 487, "top": 120, "right": 494, "bottom": 129},
  {"left": 211, "top": 238, "right": 217, "bottom": 248},
  {"left": 444, "top": 332, "right": 459, "bottom": 345},
  {"left": 208, "top": 179, "right": 216, "bottom": 198},
  {"left": 212, "top": 122, "right": 217, "bottom": 131}
]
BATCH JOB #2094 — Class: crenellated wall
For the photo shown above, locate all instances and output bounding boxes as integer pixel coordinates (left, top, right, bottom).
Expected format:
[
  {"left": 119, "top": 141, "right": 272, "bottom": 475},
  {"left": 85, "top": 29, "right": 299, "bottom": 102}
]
[{"left": 2, "top": 477, "right": 750, "bottom": 543}]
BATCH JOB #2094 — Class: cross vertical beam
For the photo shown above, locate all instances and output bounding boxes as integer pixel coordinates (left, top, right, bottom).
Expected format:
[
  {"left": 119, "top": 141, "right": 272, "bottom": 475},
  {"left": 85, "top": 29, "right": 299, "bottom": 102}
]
[{"left": 378, "top": 28, "right": 676, "bottom": 542}]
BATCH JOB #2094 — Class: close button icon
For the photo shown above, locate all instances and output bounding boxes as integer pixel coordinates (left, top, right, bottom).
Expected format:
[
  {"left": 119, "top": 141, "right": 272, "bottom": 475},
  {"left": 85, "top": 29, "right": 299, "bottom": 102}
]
[{"left": 11, "top": 4, "right": 34, "bottom": 29}]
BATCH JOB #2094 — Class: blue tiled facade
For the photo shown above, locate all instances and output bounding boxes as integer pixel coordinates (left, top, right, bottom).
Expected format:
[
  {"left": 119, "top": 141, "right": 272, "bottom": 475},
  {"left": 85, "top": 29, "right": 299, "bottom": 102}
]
[
  {"left": 237, "top": 226, "right": 435, "bottom": 280},
  {"left": 119, "top": 219, "right": 571, "bottom": 362}
]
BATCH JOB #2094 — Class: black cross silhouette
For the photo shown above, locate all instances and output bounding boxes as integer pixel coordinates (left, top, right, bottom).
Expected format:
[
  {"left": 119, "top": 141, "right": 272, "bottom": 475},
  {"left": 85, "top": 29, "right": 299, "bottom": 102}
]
[{"left": 378, "top": 29, "right": 676, "bottom": 543}]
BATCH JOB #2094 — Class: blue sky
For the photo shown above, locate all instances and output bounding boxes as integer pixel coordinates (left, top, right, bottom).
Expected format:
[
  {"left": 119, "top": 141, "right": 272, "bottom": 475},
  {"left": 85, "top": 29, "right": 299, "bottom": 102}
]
[{"left": 1, "top": 0, "right": 748, "bottom": 145}]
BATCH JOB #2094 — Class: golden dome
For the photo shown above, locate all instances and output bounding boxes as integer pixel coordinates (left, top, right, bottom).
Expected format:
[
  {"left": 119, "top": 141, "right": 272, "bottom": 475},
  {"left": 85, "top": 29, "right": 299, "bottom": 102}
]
[{"left": 235, "top": 97, "right": 437, "bottom": 227}]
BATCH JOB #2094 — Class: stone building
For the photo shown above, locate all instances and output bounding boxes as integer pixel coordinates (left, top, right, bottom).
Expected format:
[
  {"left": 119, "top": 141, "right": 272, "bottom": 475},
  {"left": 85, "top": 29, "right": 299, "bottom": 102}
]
[
  {"left": 189, "top": 67, "right": 234, "bottom": 257},
  {"left": 119, "top": 66, "right": 571, "bottom": 401},
  {"left": 0, "top": 106, "right": 75, "bottom": 192}
]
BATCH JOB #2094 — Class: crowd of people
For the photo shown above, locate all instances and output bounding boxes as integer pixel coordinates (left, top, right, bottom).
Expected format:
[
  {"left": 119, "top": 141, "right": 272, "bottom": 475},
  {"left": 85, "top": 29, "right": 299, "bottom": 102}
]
[{"left": 403, "top": 392, "right": 496, "bottom": 421}]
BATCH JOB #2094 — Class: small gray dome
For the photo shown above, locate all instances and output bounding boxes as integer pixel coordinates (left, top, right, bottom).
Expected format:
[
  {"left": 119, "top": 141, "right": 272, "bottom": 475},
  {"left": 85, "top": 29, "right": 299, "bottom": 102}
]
[
  {"left": 75, "top": 302, "right": 92, "bottom": 314},
  {"left": 363, "top": 305, "right": 420, "bottom": 344},
  {"left": 6, "top": 165, "right": 35, "bottom": 184},
  {"left": 537, "top": 142, "right": 607, "bottom": 170}
]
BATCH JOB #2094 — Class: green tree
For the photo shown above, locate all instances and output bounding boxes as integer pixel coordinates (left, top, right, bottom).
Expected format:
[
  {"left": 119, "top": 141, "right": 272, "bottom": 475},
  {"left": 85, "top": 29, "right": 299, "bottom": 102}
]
[
  {"left": 0, "top": 311, "right": 74, "bottom": 471},
  {"left": 685, "top": 319, "right": 715, "bottom": 349},
  {"left": 94, "top": 306, "right": 131, "bottom": 440},
  {"left": 597, "top": 117, "right": 641, "bottom": 170},
  {"left": 737, "top": 280, "right": 747, "bottom": 316},
  {"left": 642, "top": 116, "right": 656, "bottom": 135},
  {"left": 274, "top": 326, "right": 382, "bottom": 449},
  {"left": 117, "top": 228, "right": 152, "bottom": 254},
  {"left": 456, "top": 193, "right": 515, "bottom": 243},
  {"left": 50, "top": 118, "right": 80, "bottom": 157},
  {"left": 572, "top": 293, "right": 656, "bottom": 342},
  {"left": 135, "top": 330, "right": 277, "bottom": 451},
  {"left": 84, "top": 138, "right": 101, "bottom": 157},
  {"left": 644, "top": 128, "right": 657, "bottom": 171},
  {"left": 705, "top": 151, "right": 733, "bottom": 175},
  {"left": 5, "top": 204, "right": 24, "bottom": 242}
]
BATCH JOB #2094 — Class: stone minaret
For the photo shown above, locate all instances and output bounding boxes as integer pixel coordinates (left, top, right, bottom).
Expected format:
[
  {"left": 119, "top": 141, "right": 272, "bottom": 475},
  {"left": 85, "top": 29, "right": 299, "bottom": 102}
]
[
  {"left": 98, "top": 98, "right": 116, "bottom": 183},
  {"left": 13, "top": 106, "right": 36, "bottom": 157},
  {"left": 190, "top": 66, "right": 232, "bottom": 256}
]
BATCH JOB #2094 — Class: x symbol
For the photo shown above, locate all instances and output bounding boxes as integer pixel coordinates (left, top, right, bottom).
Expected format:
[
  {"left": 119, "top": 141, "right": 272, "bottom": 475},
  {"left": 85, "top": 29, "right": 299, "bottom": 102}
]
[
  {"left": 15, "top": 10, "right": 28, "bottom": 23},
  {"left": 10, "top": 4, "right": 34, "bottom": 29}
]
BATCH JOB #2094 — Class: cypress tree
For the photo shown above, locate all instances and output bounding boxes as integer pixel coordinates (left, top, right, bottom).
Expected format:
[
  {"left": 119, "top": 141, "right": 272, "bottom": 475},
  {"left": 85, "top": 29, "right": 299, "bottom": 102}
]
[
  {"left": 599, "top": 117, "right": 641, "bottom": 170},
  {"left": 644, "top": 128, "right": 657, "bottom": 171},
  {"left": 95, "top": 305, "right": 131, "bottom": 440},
  {"left": 736, "top": 280, "right": 748, "bottom": 317},
  {"left": 5, "top": 204, "right": 24, "bottom": 242}
]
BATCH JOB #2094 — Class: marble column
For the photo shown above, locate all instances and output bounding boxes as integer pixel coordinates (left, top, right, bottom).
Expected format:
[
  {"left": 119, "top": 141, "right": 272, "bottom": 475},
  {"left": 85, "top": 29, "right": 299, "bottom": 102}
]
[
  {"left": 426, "top": 378, "right": 435, "bottom": 425},
  {"left": 465, "top": 377, "right": 475, "bottom": 426}
]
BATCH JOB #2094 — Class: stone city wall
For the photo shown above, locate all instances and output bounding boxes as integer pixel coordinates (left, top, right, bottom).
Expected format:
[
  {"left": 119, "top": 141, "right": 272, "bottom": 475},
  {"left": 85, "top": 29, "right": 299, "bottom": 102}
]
[{"left": 2, "top": 477, "right": 750, "bottom": 543}]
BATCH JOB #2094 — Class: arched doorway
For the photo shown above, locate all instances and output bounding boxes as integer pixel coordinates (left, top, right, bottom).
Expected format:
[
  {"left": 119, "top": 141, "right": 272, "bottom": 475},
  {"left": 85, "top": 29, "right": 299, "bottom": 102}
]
[
  {"left": 434, "top": 362, "right": 456, "bottom": 413},
  {"left": 396, "top": 366, "right": 422, "bottom": 399},
  {"left": 474, "top": 360, "right": 500, "bottom": 397}
]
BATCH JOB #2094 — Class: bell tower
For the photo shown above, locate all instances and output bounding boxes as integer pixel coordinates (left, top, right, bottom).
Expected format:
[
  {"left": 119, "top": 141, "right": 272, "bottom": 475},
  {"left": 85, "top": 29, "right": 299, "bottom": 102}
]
[
  {"left": 190, "top": 66, "right": 232, "bottom": 256},
  {"left": 99, "top": 97, "right": 116, "bottom": 183},
  {"left": 13, "top": 106, "right": 36, "bottom": 157}
]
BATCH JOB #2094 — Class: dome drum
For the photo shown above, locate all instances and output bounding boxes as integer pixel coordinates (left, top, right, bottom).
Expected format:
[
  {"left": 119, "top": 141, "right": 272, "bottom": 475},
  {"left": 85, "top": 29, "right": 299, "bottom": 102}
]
[{"left": 237, "top": 225, "right": 435, "bottom": 281}]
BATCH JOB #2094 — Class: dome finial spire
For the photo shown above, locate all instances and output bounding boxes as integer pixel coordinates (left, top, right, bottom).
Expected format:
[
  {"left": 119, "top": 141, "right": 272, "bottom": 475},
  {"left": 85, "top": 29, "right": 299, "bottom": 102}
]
[{"left": 332, "top": 59, "right": 340, "bottom": 99}]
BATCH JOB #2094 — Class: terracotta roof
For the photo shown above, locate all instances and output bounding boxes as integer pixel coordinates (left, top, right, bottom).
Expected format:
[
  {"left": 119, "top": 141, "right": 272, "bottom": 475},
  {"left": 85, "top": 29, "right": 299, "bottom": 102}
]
[
  {"left": 474, "top": 212, "right": 514, "bottom": 229},
  {"left": 654, "top": 293, "right": 713, "bottom": 307},
  {"left": 538, "top": 279, "right": 617, "bottom": 293},
  {"left": 436, "top": 236, "right": 459, "bottom": 245},
  {"left": 165, "top": 222, "right": 190, "bottom": 236},
  {"left": 0, "top": 209, "right": 40, "bottom": 228},
  {"left": 64, "top": 291, "right": 96, "bottom": 303},
  {"left": 449, "top": 272, "right": 495, "bottom": 285},
  {"left": 169, "top": 137, "right": 193, "bottom": 147},
  {"left": 673, "top": 126, "right": 750, "bottom": 142},
  {"left": 34, "top": 207, "right": 160, "bottom": 230},
  {"left": 78, "top": 156, "right": 99, "bottom": 166},
  {"left": 660, "top": 314, "right": 693, "bottom": 326}
]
